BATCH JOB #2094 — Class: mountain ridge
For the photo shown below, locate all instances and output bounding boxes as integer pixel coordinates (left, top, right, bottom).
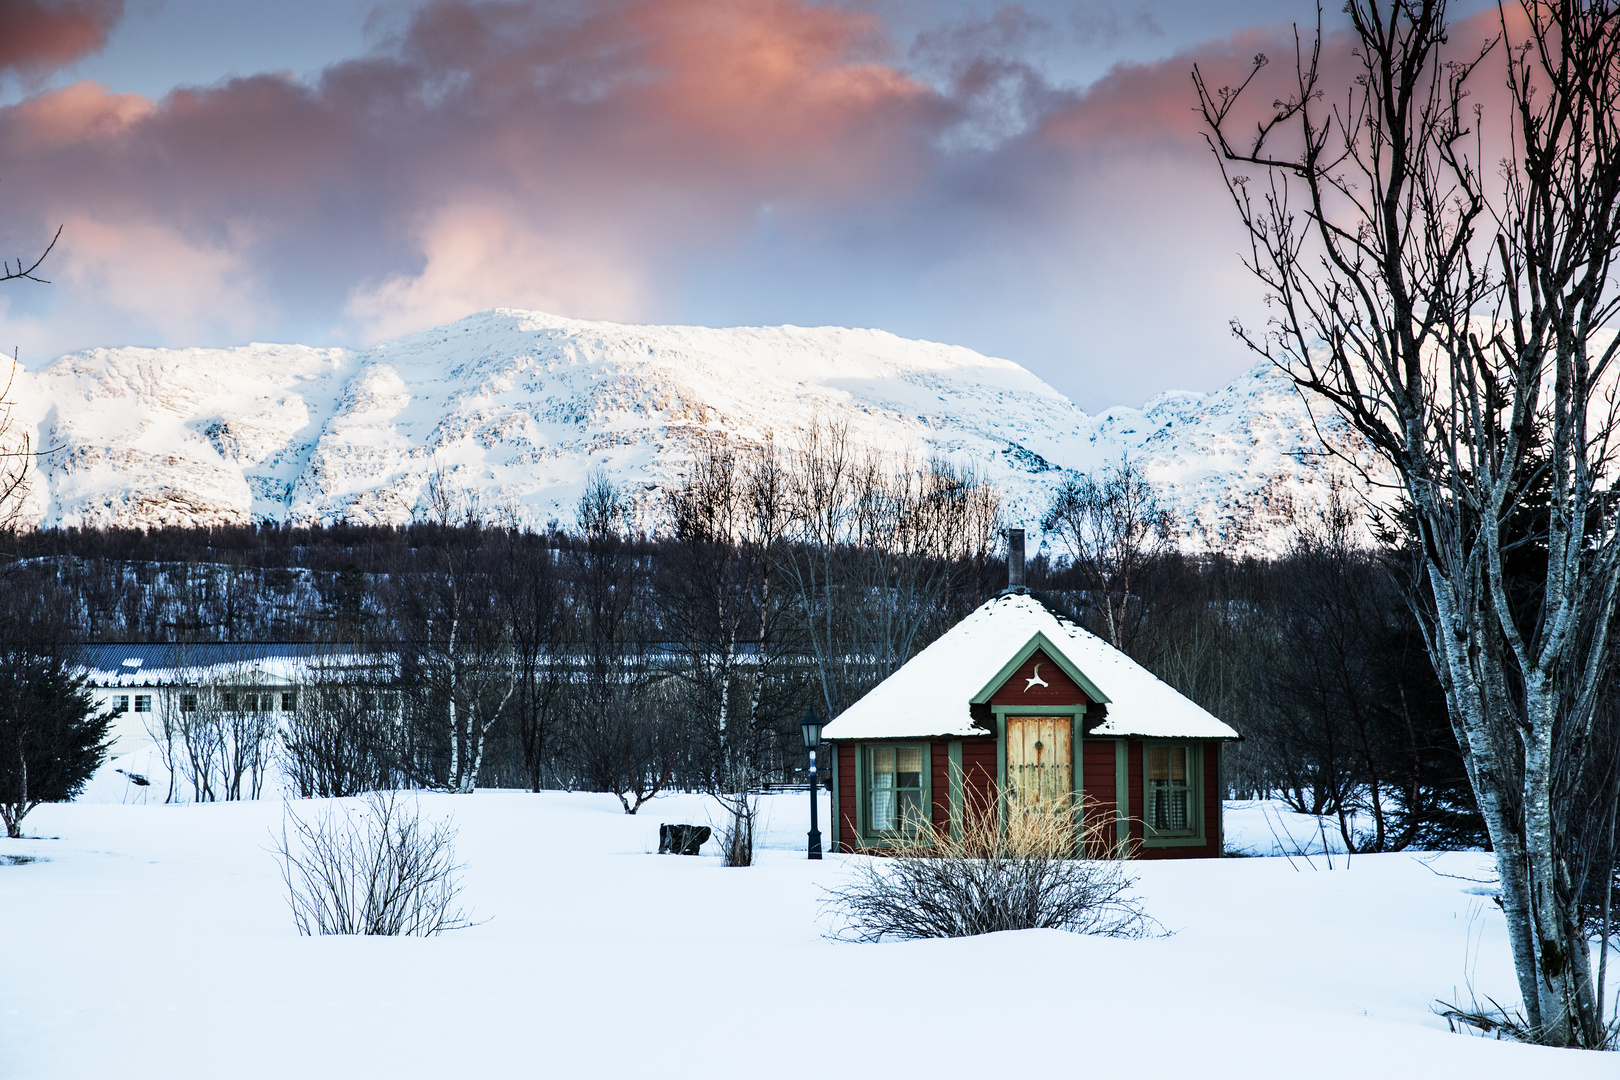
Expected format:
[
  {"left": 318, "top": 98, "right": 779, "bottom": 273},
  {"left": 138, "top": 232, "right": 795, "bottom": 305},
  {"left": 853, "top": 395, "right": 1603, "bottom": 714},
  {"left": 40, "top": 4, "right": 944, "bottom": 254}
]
[{"left": 10, "top": 308, "right": 1376, "bottom": 553}]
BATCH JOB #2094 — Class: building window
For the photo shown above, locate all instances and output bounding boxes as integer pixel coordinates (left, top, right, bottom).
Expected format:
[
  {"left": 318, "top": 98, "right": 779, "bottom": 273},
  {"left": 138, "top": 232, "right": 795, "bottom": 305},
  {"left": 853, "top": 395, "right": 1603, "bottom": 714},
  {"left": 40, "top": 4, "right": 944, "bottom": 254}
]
[
  {"left": 281, "top": 692, "right": 295, "bottom": 712},
  {"left": 867, "top": 744, "right": 926, "bottom": 833},
  {"left": 222, "top": 692, "right": 237, "bottom": 711},
  {"left": 1145, "top": 742, "right": 1201, "bottom": 839},
  {"left": 110, "top": 695, "right": 129, "bottom": 715},
  {"left": 134, "top": 695, "right": 151, "bottom": 713},
  {"left": 180, "top": 694, "right": 197, "bottom": 712}
]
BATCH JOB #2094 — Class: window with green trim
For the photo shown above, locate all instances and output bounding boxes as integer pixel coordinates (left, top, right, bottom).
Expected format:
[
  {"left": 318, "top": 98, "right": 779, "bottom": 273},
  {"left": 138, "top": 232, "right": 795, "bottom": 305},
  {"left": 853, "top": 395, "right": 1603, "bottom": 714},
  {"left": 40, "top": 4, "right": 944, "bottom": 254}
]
[
  {"left": 868, "top": 744, "right": 926, "bottom": 832},
  {"left": 1145, "top": 742, "right": 1200, "bottom": 838}
]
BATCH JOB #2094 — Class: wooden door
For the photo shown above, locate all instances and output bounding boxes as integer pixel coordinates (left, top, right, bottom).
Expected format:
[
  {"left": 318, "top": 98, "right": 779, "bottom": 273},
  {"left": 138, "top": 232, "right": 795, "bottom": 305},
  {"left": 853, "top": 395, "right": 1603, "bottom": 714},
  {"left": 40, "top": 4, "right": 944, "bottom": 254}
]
[{"left": 1005, "top": 716, "right": 1073, "bottom": 812}]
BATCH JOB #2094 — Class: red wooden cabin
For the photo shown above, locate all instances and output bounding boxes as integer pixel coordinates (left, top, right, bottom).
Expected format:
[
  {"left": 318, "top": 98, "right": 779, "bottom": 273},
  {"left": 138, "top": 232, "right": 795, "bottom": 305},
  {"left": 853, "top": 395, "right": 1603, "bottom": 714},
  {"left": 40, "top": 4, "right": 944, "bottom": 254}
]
[{"left": 822, "top": 585, "right": 1240, "bottom": 858}]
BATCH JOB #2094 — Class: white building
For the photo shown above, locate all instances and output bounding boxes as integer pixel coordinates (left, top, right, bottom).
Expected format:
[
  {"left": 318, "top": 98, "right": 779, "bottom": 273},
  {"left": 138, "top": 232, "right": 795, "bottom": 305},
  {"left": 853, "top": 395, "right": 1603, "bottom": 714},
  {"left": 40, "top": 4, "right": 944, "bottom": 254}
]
[{"left": 79, "top": 643, "right": 396, "bottom": 754}]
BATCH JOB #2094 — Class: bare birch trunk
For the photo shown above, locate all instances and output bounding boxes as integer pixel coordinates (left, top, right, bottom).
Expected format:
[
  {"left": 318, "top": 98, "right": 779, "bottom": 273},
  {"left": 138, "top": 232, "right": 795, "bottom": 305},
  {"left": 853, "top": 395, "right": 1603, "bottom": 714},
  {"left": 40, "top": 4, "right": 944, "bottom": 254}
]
[{"left": 1199, "top": 0, "right": 1620, "bottom": 1045}]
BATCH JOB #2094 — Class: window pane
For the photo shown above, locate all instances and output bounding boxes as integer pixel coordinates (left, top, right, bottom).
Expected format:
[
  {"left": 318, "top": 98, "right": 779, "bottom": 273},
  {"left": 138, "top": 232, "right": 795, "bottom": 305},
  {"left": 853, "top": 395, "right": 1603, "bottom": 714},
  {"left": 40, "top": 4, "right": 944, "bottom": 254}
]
[
  {"left": 896, "top": 745, "right": 922, "bottom": 790},
  {"left": 897, "top": 789, "right": 924, "bottom": 829},
  {"left": 871, "top": 771, "right": 895, "bottom": 831},
  {"left": 1149, "top": 744, "right": 1193, "bottom": 832},
  {"left": 870, "top": 745, "right": 926, "bottom": 833}
]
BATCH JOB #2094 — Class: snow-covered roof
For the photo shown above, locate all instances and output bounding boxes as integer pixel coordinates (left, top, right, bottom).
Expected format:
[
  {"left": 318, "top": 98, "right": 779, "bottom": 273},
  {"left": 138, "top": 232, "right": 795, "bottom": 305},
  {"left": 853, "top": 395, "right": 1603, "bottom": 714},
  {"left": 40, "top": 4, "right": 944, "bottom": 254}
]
[
  {"left": 77, "top": 642, "right": 393, "bottom": 687},
  {"left": 821, "top": 591, "right": 1239, "bottom": 742}
]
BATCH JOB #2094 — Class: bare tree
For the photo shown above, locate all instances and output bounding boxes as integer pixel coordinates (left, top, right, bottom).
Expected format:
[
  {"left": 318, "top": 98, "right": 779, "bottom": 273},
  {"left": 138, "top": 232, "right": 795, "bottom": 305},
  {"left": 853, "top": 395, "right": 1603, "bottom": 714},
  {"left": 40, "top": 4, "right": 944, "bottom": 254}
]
[
  {"left": 497, "top": 530, "right": 566, "bottom": 792},
  {"left": 0, "top": 226, "right": 62, "bottom": 535},
  {"left": 569, "top": 469, "right": 672, "bottom": 811},
  {"left": 0, "top": 225, "right": 59, "bottom": 286},
  {"left": 1042, "top": 457, "right": 1173, "bottom": 651},
  {"left": 778, "top": 419, "right": 1000, "bottom": 722},
  {"left": 280, "top": 653, "right": 400, "bottom": 798},
  {"left": 0, "top": 355, "right": 34, "bottom": 535},
  {"left": 1199, "top": 0, "right": 1620, "bottom": 1045}
]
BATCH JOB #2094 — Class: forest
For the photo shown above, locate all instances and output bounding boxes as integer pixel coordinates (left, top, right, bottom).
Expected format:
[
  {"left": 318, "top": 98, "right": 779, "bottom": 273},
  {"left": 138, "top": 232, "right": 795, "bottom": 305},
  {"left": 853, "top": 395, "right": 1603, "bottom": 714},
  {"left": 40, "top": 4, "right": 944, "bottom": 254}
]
[{"left": 0, "top": 433, "right": 1488, "bottom": 855}]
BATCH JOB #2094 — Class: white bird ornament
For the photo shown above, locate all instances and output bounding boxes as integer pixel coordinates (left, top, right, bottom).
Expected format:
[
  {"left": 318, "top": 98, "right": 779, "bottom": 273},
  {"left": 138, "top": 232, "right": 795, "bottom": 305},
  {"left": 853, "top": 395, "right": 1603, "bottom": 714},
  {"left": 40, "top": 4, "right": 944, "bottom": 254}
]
[{"left": 1024, "top": 663, "right": 1049, "bottom": 692}]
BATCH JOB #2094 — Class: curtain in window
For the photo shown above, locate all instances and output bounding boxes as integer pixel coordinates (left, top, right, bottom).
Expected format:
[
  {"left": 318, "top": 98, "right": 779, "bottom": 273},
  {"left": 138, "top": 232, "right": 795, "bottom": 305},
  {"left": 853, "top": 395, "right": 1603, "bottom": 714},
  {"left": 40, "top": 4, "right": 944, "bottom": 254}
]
[
  {"left": 1149, "top": 744, "right": 1190, "bottom": 831},
  {"left": 871, "top": 746, "right": 897, "bottom": 831}
]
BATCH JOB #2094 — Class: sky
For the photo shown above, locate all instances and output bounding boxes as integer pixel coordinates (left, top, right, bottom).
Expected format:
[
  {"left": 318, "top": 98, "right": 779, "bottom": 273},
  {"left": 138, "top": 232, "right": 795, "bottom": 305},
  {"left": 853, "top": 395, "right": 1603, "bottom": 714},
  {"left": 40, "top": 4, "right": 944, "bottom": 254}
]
[{"left": 0, "top": 0, "right": 1496, "bottom": 411}]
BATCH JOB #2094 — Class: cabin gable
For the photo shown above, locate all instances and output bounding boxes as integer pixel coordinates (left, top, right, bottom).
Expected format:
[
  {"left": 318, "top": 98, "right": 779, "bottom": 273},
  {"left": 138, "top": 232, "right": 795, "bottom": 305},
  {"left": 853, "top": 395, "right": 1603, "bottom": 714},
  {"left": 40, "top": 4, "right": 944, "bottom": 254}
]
[
  {"left": 971, "top": 632, "right": 1108, "bottom": 708},
  {"left": 987, "top": 648, "right": 1092, "bottom": 709}
]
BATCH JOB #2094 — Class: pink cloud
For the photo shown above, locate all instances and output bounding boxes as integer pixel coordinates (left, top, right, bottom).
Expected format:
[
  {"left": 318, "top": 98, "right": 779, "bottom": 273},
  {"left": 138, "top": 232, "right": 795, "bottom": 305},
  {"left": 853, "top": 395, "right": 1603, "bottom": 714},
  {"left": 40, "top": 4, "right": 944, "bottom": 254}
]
[
  {"left": 3, "top": 80, "right": 151, "bottom": 152},
  {"left": 345, "top": 197, "right": 647, "bottom": 342},
  {"left": 0, "top": 0, "right": 1534, "bottom": 407},
  {"left": 0, "top": 0, "right": 124, "bottom": 77}
]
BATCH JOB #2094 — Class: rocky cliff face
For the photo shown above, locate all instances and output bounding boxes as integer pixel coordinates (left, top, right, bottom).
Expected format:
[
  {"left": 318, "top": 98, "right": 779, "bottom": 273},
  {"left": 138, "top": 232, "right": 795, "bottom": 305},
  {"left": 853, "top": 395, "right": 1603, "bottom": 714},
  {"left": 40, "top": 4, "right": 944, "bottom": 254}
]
[{"left": 10, "top": 308, "right": 1378, "bottom": 553}]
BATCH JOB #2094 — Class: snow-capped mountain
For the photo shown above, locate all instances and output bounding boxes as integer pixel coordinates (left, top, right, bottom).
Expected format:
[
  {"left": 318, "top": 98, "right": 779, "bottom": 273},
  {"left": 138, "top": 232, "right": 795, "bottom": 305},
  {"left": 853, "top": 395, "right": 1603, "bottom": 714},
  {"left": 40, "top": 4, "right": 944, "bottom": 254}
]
[{"left": 9, "top": 309, "right": 1378, "bottom": 553}]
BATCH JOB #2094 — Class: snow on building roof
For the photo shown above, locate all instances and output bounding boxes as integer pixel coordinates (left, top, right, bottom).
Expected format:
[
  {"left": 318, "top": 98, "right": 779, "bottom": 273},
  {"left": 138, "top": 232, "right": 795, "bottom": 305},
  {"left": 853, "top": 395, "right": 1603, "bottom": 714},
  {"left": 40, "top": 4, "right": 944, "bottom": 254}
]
[
  {"left": 821, "top": 591, "right": 1239, "bottom": 742},
  {"left": 77, "top": 642, "right": 392, "bottom": 686}
]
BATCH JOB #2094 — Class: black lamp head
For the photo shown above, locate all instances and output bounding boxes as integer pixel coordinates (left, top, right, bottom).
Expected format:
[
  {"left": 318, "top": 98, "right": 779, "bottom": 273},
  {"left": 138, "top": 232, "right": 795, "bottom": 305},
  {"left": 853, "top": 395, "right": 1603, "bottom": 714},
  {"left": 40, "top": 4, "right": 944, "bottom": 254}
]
[{"left": 800, "top": 709, "right": 822, "bottom": 750}]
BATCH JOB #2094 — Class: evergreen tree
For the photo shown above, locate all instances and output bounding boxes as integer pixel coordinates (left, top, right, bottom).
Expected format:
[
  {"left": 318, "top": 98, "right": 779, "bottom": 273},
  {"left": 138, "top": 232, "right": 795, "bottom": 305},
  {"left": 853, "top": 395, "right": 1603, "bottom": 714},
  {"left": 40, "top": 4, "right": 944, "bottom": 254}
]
[{"left": 0, "top": 653, "right": 109, "bottom": 837}]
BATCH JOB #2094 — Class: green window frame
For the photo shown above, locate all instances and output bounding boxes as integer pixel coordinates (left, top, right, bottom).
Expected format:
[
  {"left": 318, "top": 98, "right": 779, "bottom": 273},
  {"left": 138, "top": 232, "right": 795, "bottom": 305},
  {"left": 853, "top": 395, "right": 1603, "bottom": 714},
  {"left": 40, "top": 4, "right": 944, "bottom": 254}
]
[
  {"left": 861, "top": 743, "right": 930, "bottom": 840},
  {"left": 1142, "top": 740, "right": 1203, "bottom": 846}
]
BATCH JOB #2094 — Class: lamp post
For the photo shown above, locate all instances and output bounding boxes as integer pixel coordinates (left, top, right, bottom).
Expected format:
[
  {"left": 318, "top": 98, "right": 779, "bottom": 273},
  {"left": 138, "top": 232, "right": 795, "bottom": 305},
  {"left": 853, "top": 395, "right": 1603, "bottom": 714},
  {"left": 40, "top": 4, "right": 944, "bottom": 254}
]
[{"left": 801, "top": 709, "right": 824, "bottom": 860}]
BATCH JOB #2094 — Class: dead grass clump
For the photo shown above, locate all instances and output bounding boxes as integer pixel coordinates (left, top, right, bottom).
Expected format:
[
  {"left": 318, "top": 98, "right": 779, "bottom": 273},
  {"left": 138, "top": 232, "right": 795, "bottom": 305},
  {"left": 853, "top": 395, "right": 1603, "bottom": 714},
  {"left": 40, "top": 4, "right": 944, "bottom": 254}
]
[{"left": 824, "top": 797, "right": 1158, "bottom": 941}]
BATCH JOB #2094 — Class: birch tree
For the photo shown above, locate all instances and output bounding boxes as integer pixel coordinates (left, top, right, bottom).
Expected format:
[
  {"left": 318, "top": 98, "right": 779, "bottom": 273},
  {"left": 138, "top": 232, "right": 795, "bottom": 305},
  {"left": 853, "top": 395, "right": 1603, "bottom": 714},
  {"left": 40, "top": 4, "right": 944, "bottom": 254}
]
[
  {"left": 413, "top": 533, "right": 516, "bottom": 794},
  {"left": 1198, "top": 0, "right": 1620, "bottom": 1046}
]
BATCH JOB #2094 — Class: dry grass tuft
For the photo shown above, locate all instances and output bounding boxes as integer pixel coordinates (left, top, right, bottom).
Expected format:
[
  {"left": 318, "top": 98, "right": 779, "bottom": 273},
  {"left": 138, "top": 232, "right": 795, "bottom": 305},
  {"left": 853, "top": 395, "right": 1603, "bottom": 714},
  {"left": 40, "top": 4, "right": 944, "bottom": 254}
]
[{"left": 823, "top": 796, "right": 1159, "bottom": 941}]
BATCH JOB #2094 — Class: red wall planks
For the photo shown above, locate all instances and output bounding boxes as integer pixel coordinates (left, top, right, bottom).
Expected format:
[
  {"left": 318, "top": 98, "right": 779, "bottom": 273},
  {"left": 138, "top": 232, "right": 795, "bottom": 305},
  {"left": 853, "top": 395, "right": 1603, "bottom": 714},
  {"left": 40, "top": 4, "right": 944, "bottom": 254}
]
[
  {"left": 1081, "top": 739, "right": 1119, "bottom": 850},
  {"left": 960, "top": 738, "right": 998, "bottom": 822},
  {"left": 836, "top": 742, "right": 857, "bottom": 853}
]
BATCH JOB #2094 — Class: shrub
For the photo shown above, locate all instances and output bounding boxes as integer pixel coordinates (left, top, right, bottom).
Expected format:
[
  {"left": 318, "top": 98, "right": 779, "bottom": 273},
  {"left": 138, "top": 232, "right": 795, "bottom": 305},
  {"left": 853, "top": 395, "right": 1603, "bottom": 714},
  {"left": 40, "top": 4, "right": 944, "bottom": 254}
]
[
  {"left": 712, "top": 789, "right": 758, "bottom": 867},
  {"left": 273, "top": 790, "right": 477, "bottom": 936},
  {"left": 823, "top": 798, "right": 1157, "bottom": 941}
]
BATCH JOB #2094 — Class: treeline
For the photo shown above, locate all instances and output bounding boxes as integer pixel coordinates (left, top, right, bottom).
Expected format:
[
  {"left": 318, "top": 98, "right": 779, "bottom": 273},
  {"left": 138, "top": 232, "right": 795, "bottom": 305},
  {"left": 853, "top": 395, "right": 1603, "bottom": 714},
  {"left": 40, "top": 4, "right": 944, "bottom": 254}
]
[
  {"left": 3, "top": 439, "right": 1489, "bottom": 849},
  {"left": 7, "top": 430, "right": 1003, "bottom": 807}
]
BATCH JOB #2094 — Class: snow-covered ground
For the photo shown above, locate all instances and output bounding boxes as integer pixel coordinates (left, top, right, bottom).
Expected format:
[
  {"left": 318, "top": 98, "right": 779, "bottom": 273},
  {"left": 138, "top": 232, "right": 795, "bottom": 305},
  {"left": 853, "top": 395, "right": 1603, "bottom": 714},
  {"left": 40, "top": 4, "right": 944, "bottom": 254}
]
[{"left": 2, "top": 783, "right": 1609, "bottom": 1078}]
